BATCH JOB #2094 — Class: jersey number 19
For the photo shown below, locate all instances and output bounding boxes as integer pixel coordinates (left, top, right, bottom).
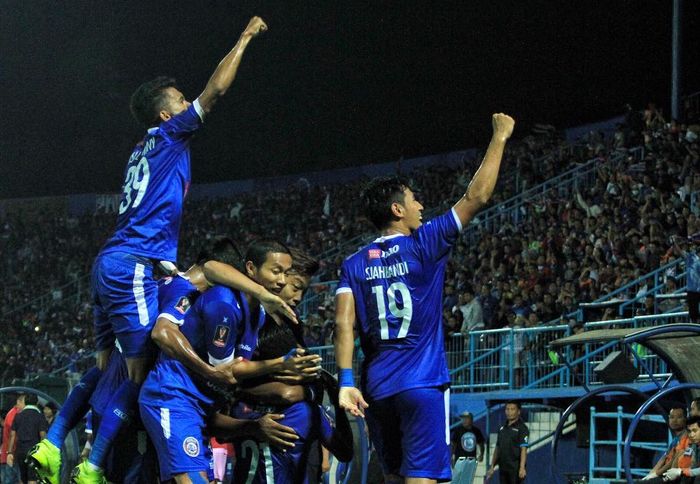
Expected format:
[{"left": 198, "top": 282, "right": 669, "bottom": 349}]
[{"left": 372, "top": 282, "right": 413, "bottom": 340}]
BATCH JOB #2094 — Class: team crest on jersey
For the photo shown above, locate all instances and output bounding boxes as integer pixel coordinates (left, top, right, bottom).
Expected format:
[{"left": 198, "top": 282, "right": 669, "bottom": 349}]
[
  {"left": 213, "top": 325, "right": 230, "bottom": 347},
  {"left": 368, "top": 249, "right": 381, "bottom": 259},
  {"left": 174, "top": 296, "right": 191, "bottom": 315},
  {"left": 461, "top": 431, "right": 476, "bottom": 452},
  {"left": 183, "top": 436, "right": 199, "bottom": 457}
]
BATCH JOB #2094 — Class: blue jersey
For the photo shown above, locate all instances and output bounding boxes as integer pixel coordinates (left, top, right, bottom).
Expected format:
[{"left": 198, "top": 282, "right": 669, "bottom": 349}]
[
  {"left": 337, "top": 209, "right": 462, "bottom": 400},
  {"left": 100, "top": 101, "right": 204, "bottom": 262},
  {"left": 157, "top": 274, "right": 199, "bottom": 326},
  {"left": 140, "top": 285, "right": 265, "bottom": 411}
]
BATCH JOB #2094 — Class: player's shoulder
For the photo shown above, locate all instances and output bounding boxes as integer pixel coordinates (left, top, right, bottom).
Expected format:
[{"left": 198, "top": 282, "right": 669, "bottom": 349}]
[
  {"left": 203, "top": 284, "right": 236, "bottom": 302},
  {"left": 160, "top": 274, "right": 196, "bottom": 294}
]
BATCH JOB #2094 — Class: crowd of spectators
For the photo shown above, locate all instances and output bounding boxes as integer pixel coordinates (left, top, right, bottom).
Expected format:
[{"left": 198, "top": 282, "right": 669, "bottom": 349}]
[{"left": 1, "top": 102, "right": 698, "bottom": 384}]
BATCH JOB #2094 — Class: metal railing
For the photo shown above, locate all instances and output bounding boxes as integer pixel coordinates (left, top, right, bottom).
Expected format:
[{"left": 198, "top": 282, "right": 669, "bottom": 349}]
[{"left": 589, "top": 406, "right": 668, "bottom": 481}]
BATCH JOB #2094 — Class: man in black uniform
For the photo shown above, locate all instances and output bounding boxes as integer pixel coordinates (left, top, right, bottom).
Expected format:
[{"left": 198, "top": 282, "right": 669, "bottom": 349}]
[
  {"left": 486, "top": 401, "right": 529, "bottom": 484},
  {"left": 451, "top": 411, "right": 485, "bottom": 465},
  {"left": 7, "top": 394, "right": 48, "bottom": 484}
]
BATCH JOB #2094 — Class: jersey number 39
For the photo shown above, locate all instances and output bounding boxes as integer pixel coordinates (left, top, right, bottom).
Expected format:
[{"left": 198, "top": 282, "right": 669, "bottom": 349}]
[
  {"left": 372, "top": 282, "right": 413, "bottom": 340},
  {"left": 118, "top": 156, "right": 151, "bottom": 215}
]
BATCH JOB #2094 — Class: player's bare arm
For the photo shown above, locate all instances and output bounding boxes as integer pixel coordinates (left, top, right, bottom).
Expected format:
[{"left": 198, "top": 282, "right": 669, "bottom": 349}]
[
  {"left": 208, "top": 412, "right": 298, "bottom": 449},
  {"left": 236, "top": 381, "right": 305, "bottom": 406},
  {"left": 197, "top": 16, "right": 267, "bottom": 114},
  {"left": 151, "top": 317, "right": 240, "bottom": 386},
  {"left": 453, "top": 113, "right": 515, "bottom": 227},
  {"left": 231, "top": 349, "right": 321, "bottom": 381},
  {"left": 334, "top": 292, "right": 369, "bottom": 417},
  {"left": 202, "top": 260, "right": 298, "bottom": 324}
]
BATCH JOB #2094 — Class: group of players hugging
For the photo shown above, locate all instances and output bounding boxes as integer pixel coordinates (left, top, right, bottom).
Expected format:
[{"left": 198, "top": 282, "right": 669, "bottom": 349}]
[{"left": 23, "top": 16, "right": 515, "bottom": 484}]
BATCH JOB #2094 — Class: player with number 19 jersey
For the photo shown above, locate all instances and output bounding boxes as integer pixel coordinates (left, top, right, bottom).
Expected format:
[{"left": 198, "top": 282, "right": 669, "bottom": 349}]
[{"left": 336, "top": 208, "right": 461, "bottom": 400}]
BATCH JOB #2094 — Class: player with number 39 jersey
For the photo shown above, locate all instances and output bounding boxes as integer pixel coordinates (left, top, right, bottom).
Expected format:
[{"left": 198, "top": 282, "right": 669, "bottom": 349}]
[{"left": 100, "top": 99, "right": 202, "bottom": 262}]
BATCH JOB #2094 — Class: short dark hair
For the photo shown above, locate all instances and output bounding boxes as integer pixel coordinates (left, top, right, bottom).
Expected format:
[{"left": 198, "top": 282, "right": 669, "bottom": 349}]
[
  {"left": 245, "top": 240, "right": 291, "bottom": 268},
  {"left": 130, "top": 76, "right": 178, "bottom": 128},
  {"left": 669, "top": 405, "right": 687, "bottom": 416},
  {"left": 360, "top": 176, "right": 412, "bottom": 230},
  {"left": 254, "top": 321, "right": 299, "bottom": 361},
  {"left": 289, "top": 248, "right": 319, "bottom": 278},
  {"left": 24, "top": 393, "right": 39, "bottom": 406},
  {"left": 197, "top": 237, "right": 243, "bottom": 269},
  {"left": 505, "top": 400, "right": 521, "bottom": 410},
  {"left": 687, "top": 415, "right": 700, "bottom": 428}
]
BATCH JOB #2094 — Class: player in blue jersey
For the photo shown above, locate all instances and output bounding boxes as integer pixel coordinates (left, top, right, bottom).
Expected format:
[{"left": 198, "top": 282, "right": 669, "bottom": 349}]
[
  {"left": 140, "top": 241, "right": 321, "bottom": 483},
  {"left": 232, "top": 321, "right": 353, "bottom": 484},
  {"left": 334, "top": 114, "right": 515, "bottom": 483},
  {"left": 27, "top": 17, "right": 290, "bottom": 484}
]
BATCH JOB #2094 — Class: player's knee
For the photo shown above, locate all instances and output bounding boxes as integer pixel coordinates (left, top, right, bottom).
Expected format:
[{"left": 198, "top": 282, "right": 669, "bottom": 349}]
[{"left": 173, "top": 471, "right": 208, "bottom": 484}]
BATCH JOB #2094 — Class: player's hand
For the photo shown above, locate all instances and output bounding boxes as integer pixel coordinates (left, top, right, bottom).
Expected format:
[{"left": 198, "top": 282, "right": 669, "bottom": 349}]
[
  {"left": 492, "top": 113, "right": 515, "bottom": 142},
  {"left": 210, "top": 357, "right": 243, "bottom": 386},
  {"left": 255, "top": 413, "right": 298, "bottom": 449},
  {"left": 244, "top": 16, "right": 267, "bottom": 37},
  {"left": 663, "top": 468, "right": 682, "bottom": 481},
  {"left": 259, "top": 290, "right": 298, "bottom": 325},
  {"left": 339, "top": 386, "right": 368, "bottom": 418},
  {"left": 6, "top": 454, "right": 13, "bottom": 466},
  {"left": 281, "top": 348, "right": 322, "bottom": 374},
  {"left": 518, "top": 467, "right": 526, "bottom": 479}
]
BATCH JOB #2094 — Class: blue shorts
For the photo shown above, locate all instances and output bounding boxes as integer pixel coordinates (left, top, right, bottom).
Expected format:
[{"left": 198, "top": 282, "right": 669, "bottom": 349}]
[
  {"left": 139, "top": 394, "right": 211, "bottom": 481},
  {"left": 92, "top": 252, "right": 158, "bottom": 358},
  {"left": 233, "top": 402, "right": 332, "bottom": 484},
  {"left": 364, "top": 387, "right": 451, "bottom": 481}
]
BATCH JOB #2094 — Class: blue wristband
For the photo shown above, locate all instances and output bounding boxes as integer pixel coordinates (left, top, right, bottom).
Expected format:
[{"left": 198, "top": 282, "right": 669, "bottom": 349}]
[
  {"left": 283, "top": 348, "right": 297, "bottom": 361},
  {"left": 339, "top": 368, "right": 354, "bottom": 388}
]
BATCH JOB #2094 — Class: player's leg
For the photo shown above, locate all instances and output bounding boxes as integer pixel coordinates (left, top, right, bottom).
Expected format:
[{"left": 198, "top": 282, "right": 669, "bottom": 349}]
[
  {"left": 74, "top": 253, "right": 159, "bottom": 483},
  {"left": 394, "top": 387, "right": 451, "bottom": 483},
  {"left": 211, "top": 446, "right": 227, "bottom": 484},
  {"left": 27, "top": 263, "right": 114, "bottom": 484},
  {"left": 363, "top": 394, "right": 403, "bottom": 482},
  {"left": 140, "top": 398, "right": 212, "bottom": 483}
]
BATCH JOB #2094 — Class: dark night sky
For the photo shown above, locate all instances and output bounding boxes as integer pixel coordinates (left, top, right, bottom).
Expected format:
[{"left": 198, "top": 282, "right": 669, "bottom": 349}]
[{"left": 1, "top": 1, "right": 699, "bottom": 199}]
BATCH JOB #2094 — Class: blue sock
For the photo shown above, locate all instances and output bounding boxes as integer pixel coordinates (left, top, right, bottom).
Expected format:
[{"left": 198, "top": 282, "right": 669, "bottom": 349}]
[
  {"left": 88, "top": 379, "right": 140, "bottom": 468},
  {"left": 46, "top": 367, "right": 102, "bottom": 448}
]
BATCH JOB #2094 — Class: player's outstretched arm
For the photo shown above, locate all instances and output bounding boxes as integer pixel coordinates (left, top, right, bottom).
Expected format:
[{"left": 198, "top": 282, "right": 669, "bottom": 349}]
[
  {"left": 151, "top": 318, "right": 240, "bottom": 386},
  {"left": 334, "top": 292, "right": 368, "bottom": 417},
  {"left": 453, "top": 113, "right": 515, "bottom": 227},
  {"left": 197, "top": 16, "right": 267, "bottom": 114},
  {"left": 202, "top": 260, "right": 298, "bottom": 324}
]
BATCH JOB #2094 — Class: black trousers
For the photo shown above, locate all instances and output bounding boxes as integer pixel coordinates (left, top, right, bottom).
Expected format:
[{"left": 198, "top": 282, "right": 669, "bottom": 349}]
[
  {"left": 688, "top": 290, "right": 700, "bottom": 322},
  {"left": 499, "top": 467, "right": 524, "bottom": 484}
]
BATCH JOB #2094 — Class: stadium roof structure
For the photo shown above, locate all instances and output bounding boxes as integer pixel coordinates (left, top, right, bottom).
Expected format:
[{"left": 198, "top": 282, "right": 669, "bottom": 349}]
[{"left": 550, "top": 323, "right": 700, "bottom": 387}]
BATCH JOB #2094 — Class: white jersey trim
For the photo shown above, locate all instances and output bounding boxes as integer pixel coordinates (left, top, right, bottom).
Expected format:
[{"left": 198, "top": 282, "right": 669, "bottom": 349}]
[
  {"left": 451, "top": 207, "right": 463, "bottom": 231},
  {"left": 209, "top": 353, "right": 235, "bottom": 366},
  {"left": 372, "top": 233, "right": 404, "bottom": 243},
  {"left": 336, "top": 287, "right": 353, "bottom": 296},
  {"left": 157, "top": 312, "right": 184, "bottom": 326},
  {"left": 133, "top": 263, "right": 150, "bottom": 327},
  {"left": 193, "top": 98, "right": 205, "bottom": 122}
]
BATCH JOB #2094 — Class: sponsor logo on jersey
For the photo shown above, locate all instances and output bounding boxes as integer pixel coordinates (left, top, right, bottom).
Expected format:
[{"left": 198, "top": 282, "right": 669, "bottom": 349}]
[
  {"left": 183, "top": 436, "right": 199, "bottom": 457},
  {"left": 368, "top": 249, "right": 381, "bottom": 259},
  {"left": 175, "top": 296, "right": 191, "bottom": 315},
  {"left": 237, "top": 343, "right": 252, "bottom": 352},
  {"left": 213, "top": 325, "right": 230, "bottom": 347}
]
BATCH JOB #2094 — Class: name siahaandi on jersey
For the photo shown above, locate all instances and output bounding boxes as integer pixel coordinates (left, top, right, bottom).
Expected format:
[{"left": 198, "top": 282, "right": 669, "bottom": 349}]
[{"left": 364, "top": 261, "right": 410, "bottom": 281}]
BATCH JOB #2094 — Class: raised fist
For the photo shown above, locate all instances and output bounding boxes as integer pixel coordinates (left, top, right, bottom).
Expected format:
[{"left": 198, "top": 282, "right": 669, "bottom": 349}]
[{"left": 244, "top": 16, "right": 268, "bottom": 37}]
